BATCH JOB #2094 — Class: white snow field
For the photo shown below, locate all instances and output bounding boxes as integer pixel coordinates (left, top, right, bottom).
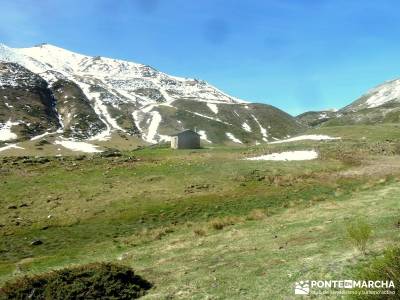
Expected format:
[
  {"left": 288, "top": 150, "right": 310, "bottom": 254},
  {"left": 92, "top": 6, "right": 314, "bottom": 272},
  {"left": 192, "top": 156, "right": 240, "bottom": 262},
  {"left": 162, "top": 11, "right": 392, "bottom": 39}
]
[
  {"left": 54, "top": 140, "right": 102, "bottom": 153},
  {"left": 245, "top": 150, "right": 318, "bottom": 161},
  {"left": 270, "top": 134, "right": 340, "bottom": 144},
  {"left": 364, "top": 79, "right": 400, "bottom": 108},
  {"left": 0, "top": 120, "right": 19, "bottom": 141}
]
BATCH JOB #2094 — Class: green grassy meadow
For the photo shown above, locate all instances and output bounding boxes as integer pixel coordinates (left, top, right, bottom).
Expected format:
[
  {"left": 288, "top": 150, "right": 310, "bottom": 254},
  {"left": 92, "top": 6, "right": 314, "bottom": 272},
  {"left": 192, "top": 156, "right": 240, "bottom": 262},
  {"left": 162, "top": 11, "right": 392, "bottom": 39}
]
[{"left": 1, "top": 124, "right": 400, "bottom": 299}]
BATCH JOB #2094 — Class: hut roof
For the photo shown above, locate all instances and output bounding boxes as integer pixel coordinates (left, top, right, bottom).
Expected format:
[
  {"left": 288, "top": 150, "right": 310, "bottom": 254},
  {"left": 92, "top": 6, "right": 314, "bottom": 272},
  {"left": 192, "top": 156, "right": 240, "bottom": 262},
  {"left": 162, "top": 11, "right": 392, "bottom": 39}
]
[{"left": 170, "top": 130, "right": 200, "bottom": 137}]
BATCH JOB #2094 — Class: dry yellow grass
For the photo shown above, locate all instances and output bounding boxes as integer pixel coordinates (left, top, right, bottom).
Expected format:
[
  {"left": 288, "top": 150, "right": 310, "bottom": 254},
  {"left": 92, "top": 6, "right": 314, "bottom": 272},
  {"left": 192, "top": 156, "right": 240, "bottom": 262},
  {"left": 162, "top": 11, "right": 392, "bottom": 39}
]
[{"left": 246, "top": 209, "right": 267, "bottom": 220}]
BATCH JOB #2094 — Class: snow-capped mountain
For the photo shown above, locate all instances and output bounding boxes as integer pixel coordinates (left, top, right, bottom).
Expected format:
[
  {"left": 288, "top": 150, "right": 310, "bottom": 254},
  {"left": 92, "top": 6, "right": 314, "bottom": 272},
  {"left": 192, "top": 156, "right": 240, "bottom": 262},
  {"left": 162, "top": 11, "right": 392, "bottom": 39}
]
[
  {"left": 297, "top": 79, "right": 400, "bottom": 127},
  {"left": 0, "top": 43, "right": 304, "bottom": 148},
  {"left": 342, "top": 79, "right": 400, "bottom": 112}
]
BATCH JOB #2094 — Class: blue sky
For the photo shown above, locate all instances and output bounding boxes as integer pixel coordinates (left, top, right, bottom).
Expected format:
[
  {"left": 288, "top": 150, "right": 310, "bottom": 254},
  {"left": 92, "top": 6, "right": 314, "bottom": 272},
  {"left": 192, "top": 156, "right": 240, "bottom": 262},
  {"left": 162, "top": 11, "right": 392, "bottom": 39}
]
[{"left": 1, "top": 0, "right": 400, "bottom": 115}]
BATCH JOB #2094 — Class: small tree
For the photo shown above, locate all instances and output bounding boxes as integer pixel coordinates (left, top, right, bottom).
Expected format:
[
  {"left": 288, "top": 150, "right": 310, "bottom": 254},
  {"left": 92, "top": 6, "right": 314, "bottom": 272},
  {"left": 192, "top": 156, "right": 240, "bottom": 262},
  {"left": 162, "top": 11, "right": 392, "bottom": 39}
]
[{"left": 346, "top": 218, "right": 372, "bottom": 255}]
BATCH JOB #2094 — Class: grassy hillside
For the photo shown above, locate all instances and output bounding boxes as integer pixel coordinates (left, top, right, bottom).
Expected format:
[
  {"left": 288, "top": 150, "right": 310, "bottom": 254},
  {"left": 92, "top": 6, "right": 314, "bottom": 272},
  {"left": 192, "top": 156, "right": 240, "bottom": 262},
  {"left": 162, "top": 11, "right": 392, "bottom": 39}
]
[
  {"left": 297, "top": 103, "right": 400, "bottom": 129},
  {"left": 149, "top": 100, "right": 305, "bottom": 145},
  {"left": 296, "top": 110, "right": 338, "bottom": 127},
  {"left": 0, "top": 124, "right": 399, "bottom": 298},
  {"left": 306, "top": 123, "right": 400, "bottom": 141}
]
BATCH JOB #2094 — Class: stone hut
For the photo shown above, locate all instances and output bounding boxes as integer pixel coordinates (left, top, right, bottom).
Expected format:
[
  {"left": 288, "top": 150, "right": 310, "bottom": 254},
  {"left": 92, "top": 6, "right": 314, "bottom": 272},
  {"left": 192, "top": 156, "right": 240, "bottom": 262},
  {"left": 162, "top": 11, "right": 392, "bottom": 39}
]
[{"left": 170, "top": 130, "right": 201, "bottom": 149}]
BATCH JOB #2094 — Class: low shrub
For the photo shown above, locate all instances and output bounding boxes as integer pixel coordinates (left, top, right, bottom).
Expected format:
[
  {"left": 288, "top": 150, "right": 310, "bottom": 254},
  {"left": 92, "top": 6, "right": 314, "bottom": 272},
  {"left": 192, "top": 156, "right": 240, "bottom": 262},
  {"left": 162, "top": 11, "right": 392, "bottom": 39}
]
[
  {"left": 99, "top": 148, "right": 122, "bottom": 158},
  {"left": 0, "top": 262, "right": 152, "bottom": 300},
  {"left": 346, "top": 218, "right": 373, "bottom": 255},
  {"left": 340, "top": 152, "right": 363, "bottom": 166},
  {"left": 351, "top": 247, "right": 400, "bottom": 299},
  {"left": 149, "top": 227, "right": 174, "bottom": 241},
  {"left": 193, "top": 228, "right": 207, "bottom": 236},
  {"left": 35, "top": 139, "right": 50, "bottom": 147},
  {"left": 209, "top": 218, "right": 225, "bottom": 230},
  {"left": 209, "top": 216, "right": 242, "bottom": 230}
]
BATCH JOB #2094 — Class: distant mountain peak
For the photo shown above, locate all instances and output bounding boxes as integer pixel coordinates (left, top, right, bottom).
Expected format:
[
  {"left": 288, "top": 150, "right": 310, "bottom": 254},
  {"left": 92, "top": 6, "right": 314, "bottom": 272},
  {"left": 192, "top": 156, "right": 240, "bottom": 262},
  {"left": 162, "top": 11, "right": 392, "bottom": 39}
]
[
  {"left": 34, "top": 42, "right": 49, "bottom": 47},
  {"left": 297, "top": 78, "right": 400, "bottom": 127}
]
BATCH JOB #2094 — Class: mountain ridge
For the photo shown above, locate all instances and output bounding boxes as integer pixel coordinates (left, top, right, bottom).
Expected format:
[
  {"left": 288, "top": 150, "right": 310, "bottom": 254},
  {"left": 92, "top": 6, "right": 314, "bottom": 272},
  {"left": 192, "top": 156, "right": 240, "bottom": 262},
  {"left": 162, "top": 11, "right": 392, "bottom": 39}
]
[
  {"left": 297, "top": 78, "right": 400, "bottom": 127},
  {"left": 0, "top": 43, "right": 304, "bottom": 151}
]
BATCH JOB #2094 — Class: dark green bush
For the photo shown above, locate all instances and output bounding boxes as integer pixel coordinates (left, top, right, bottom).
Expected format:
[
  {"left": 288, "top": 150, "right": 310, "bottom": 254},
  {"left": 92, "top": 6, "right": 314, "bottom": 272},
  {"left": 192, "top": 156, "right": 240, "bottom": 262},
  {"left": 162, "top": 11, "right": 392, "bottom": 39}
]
[
  {"left": 351, "top": 247, "right": 400, "bottom": 299},
  {"left": 0, "top": 262, "right": 152, "bottom": 300},
  {"left": 34, "top": 139, "right": 50, "bottom": 147}
]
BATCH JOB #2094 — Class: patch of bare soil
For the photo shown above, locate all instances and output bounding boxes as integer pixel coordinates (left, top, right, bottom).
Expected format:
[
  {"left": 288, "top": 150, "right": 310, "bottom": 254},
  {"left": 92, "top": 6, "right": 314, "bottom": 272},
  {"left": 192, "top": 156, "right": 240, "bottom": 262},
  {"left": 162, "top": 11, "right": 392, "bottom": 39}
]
[{"left": 339, "top": 156, "right": 400, "bottom": 178}]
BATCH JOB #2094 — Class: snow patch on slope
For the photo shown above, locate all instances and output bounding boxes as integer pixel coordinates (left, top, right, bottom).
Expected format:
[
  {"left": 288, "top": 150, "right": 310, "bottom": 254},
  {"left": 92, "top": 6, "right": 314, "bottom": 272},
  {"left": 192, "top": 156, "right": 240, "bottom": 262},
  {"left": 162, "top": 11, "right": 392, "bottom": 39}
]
[
  {"left": 318, "top": 112, "right": 328, "bottom": 119},
  {"left": 145, "top": 111, "right": 163, "bottom": 143},
  {"left": 30, "top": 131, "right": 56, "bottom": 141},
  {"left": 139, "top": 110, "right": 170, "bottom": 144},
  {"left": 207, "top": 103, "right": 219, "bottom": 114},
  {"left": 226, "top": 132, "right": 242, "bottom": 144},
  {"left": 198, "top": 130, "right": 212, "bottom": 143},
  {"left": 251, "top": 115, "right": 268, "bottom": 141},
  {"left": 78, "top": 82, "right": 125, "bottom": 135},
  {"left": 270, "top": 134, "right": 340, "bottom": 144},
  {"left": 241, "top": 122, "right": 252, "bottom": 132},
  {"left": 0, "top": 120, "right": 19, "bottom": 141},
  {"left": 54, "top": 139, "right": 102, "bottom": 153},
  {"left": 185, "top": 110, "right": 231, "bottom": 125},
  {"left": 88, "top": 130, "right": 112, "bottom": 141},
  {"left": 132, "top": 110, "right": 144, "bottom": 134},
  {"left": 0, "top": 143, "right": 24, "bottom": 152}
]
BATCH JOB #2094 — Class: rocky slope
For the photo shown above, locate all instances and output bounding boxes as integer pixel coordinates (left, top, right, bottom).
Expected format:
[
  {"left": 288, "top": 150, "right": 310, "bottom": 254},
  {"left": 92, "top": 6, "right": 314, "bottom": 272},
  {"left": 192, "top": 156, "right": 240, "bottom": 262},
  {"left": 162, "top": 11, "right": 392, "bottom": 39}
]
[
  {"left": 0, "top": 43, "right": 304, "bottom": 148},
  {"left": 0, "top": 62, "right": 60, "bottom": 142}
]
